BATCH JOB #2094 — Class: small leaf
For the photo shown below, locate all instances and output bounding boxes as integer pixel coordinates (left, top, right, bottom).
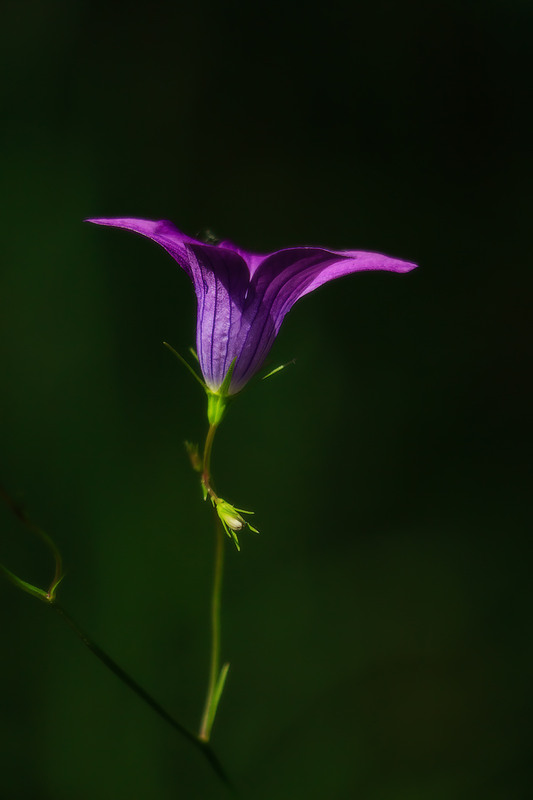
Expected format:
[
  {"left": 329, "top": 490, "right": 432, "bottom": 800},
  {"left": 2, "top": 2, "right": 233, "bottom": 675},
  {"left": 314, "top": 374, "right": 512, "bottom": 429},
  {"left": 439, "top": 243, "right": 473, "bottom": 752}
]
[
  {"left": 207, "top": 663, "right": 230, "bottom": 733},
  {"left": 0, "top": 562, "right": 50, "bottom": 603},
  {"left": 0, "top": 485, "right": 64, "bottom": 600},
  {"left": 47, "top": 572, "right": 65, "bottom": 601}
]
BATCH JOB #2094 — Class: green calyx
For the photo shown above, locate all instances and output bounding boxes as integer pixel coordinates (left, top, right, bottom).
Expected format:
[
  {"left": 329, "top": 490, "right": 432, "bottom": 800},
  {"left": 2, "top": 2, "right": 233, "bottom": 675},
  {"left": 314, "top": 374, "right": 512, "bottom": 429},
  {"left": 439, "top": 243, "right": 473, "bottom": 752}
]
[
  {"left": 213, "top": 498, "right": 259, "bottom": 551},
  {"left": 206, "top": 391, "right": 229, "bottom": 426},
  {"left": 206, "top": 357, "right": 237, "bottom": 426}
]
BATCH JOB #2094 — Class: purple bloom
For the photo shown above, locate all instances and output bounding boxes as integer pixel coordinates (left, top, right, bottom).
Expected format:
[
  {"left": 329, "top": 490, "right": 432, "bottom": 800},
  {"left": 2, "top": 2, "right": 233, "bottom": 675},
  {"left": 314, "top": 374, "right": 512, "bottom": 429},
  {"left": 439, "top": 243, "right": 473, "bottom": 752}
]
[{"left": 87, "top": 218, "right": 417, "bottom": 395}]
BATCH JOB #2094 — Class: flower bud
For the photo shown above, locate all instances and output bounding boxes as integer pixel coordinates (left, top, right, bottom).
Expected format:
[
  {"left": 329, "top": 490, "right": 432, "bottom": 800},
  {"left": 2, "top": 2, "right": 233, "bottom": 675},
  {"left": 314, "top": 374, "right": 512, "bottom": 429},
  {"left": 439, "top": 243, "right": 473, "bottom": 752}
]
[{"left": 214, "top": 498, "right": 259, "bottom": 550}]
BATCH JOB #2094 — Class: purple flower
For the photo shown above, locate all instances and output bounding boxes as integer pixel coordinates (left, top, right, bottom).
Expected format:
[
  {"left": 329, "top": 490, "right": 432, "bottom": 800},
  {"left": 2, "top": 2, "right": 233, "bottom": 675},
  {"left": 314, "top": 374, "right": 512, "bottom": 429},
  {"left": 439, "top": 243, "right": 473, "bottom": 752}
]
[{"left": 87, "top": 218, "right": 417, "bottom": 395}]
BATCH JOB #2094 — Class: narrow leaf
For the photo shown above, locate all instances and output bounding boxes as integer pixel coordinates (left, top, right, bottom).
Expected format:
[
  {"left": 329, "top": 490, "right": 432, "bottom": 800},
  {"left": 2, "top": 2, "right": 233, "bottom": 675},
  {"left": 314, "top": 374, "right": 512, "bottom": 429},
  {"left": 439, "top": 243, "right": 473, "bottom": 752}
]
[
  {"left": 163, "top": 342, "right": 207, "bottom": 389},
  {"left": 207, "top": 663, "right": 230, "bottom": 732},
  {"left": 0, "top": 562, "right": 50, "bottom": 602},
  {"left": 0, "top": 485, "right": 64, "bottom": 598},
  {"left": 262, "top": 359, "right": 296, "bottom": 381}
]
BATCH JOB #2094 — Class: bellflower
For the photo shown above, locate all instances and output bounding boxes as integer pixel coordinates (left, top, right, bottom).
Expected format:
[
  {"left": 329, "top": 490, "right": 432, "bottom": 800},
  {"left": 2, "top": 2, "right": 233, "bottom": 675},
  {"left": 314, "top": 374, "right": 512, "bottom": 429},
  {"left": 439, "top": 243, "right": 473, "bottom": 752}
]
[{"left": 87, "top": 218, "right": 417, "bottom": 396}]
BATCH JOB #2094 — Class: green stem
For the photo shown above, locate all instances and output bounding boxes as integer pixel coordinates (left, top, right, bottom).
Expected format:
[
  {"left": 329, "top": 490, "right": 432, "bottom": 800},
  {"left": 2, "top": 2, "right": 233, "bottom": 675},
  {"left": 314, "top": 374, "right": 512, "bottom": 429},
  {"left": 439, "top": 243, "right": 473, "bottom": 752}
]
[
  {"left": 198, "top": 421, "right": 230, "bottom": 740},
  {"left": 202, "top": 423, "right": 218, "bottom": 499},
  {"left": 199, "top": 515, "right": 225, "bottom": 741},
  {"left": 50, "top": 602, "right": 233, "bottom": 789}
]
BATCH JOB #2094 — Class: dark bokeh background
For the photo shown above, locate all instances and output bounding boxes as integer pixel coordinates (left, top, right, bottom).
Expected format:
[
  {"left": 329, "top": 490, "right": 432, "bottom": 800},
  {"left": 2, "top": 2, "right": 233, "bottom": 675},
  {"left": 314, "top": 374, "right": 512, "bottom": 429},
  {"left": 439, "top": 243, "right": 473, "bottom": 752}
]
[{"left": 1, "top": 1, "right": 531, "bottom": 798}]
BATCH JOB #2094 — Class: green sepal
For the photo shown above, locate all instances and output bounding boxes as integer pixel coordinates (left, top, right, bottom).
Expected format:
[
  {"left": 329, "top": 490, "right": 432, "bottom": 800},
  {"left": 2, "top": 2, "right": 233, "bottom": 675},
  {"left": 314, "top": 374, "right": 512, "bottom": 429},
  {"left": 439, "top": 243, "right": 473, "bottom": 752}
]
[
  {"left": 262, "top": 358, "right": 296, "bottom": 381},
  {"left": 218, "top": 357, "right": 238, "bottom": 396},
  {"left": 163, "top": 342, "right": 207, "bottom": 390},
  {"left": 188, "top": 347, "right": 200, "bottom": 363},
  {"left": 218, "top": 516, "right": 241, "bottom": 551},
  {"left": 227, "top": 524, "right": 241, "bottom": 551},
  {"left": 214, "top": 498, "right": 258, "bottom": 550}
]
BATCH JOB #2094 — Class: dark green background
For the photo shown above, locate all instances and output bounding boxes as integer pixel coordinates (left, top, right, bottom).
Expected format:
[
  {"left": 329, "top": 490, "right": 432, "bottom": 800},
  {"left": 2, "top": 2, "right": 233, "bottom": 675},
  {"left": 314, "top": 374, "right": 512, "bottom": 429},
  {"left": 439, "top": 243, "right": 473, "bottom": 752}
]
[{"left": 1, "top": 1, "right": 530, "bottom": 798}]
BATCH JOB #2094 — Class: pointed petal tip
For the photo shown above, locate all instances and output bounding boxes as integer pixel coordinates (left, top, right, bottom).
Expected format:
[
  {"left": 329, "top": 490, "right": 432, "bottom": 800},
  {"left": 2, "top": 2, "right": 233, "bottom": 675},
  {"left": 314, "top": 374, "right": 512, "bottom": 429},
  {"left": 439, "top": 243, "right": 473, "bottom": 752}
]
[
  {"left": 84, "top": 217, "right": 142, "bottom": 229},
  {"left": 396, "top": 259, "right": 419, "bottom": 273},
  {"left": 84, "top": 216, "right": 150, "bottom": 226}
]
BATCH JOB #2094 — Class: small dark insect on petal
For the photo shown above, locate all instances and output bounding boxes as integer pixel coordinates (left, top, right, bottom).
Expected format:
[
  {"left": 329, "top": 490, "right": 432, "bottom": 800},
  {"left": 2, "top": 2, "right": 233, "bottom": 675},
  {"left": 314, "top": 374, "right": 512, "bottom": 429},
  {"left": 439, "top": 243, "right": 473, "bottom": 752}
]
[{"left": 198, "top": 229, "right": 221, "bottom": 245}]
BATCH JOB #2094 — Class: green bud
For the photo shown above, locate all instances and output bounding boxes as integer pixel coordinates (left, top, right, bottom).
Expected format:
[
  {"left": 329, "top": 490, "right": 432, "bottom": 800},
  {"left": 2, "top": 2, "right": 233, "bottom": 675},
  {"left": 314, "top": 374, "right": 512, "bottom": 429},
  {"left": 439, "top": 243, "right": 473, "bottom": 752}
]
[
  {"left": 217, "top": 500, "right": 245, "bottom": 531},
  {"left": 214, "top": 498, "right": 259, "bottom": 550}
]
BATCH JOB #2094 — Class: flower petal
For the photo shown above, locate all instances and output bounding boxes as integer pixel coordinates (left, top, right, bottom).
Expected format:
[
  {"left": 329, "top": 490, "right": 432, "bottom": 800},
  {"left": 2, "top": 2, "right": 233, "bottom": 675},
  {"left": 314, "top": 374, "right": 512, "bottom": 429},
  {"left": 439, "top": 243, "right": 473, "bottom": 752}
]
[
  {"left": 86, "top": 218, "right": 251, "bottom": 391},
  {"left": 216, "top": 240, "right": 266, "bottom": 278},
  {"left": 85, "top": 217, "right": 199, "bottom": 277},
  {"left": 87, "top": 219, "right": 417, "bottom": 395},
  {"left": 187, "top": 243, "right": 250, "bottom": 390},
  {"left": 228, "top": 247, "right": 417, "bottom": 391}
]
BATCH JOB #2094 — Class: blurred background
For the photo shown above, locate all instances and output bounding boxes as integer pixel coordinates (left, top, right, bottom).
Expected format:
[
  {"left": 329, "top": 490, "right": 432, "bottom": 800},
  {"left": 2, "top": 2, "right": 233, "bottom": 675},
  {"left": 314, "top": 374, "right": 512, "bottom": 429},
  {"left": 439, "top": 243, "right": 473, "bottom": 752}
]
[{"left": 0, "top": 1, "right": 531, "bottom": 798}]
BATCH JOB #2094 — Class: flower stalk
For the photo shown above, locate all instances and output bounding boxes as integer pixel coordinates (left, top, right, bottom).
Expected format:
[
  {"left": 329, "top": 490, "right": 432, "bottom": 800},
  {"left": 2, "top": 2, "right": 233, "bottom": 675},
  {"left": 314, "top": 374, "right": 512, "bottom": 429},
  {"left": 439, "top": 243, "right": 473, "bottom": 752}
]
[
  {"left": 198, "top": 513, "right": 227, "bottom": 742},
  {"left": 201, "top": 422, "right": 218, "bottom": 500},
  {"left": 198, "top": 420, "right": 229, "bottom": 741},
  {"left": 196, "top": 404, "right": 258, "bottom": 740}
]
